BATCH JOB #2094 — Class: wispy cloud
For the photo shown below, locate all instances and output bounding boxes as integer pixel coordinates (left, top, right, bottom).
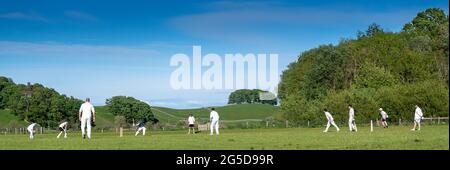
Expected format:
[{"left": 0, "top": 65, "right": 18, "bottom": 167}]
[
  {"left": 168, "top": 2, "right": 418, "bottom": 44},
  {"left": 0, "top": 41, "right": 157, "bottom": 59},
  {"left": 0, "top": 12, "right": 49, "bottom": 22},
  {"left": 64, "top": 10, "right": 98, "bottom": 21}
]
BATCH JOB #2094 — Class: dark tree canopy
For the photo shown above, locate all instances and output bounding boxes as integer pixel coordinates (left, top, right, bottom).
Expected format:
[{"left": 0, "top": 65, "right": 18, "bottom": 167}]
[
  {"left": 106, "top": 96, "right": 158, "bottom": 124},
  {"left": 0, "top": 77, "right": 83, "bottom": 127},
  {"left": 228, "top": 89, "right": 277, "bottom": 105}
]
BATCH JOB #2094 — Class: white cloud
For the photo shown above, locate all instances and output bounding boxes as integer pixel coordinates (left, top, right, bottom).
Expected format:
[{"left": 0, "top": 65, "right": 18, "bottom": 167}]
[
  {"left": 64, "top": 10, "right": 98, "bottom": 21},
  {"left": 0, "top": 41, "right": 157, "bottom": 59},
  {"left": 168, "top": 4, "right": 417, "bottom": 44},
  {"left": 0, "top": 12, "right": 49, "bottom": 22}
]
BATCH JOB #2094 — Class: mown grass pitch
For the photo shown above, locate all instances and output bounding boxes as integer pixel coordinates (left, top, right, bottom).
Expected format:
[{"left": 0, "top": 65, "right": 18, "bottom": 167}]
[{"left": 0, "top": 125, "right": 447, "bottom": 150}]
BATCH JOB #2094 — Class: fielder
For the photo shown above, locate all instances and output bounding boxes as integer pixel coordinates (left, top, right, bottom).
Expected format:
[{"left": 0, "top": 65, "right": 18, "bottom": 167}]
[
  {"left": 134, "top": 118, "right": 148, "bottom": 136},
  {"left": 210, "top": 108, "right": 220, "bottom": 135},
  {"left": 57, "top": 121, "right": 68, "bottom": 139},
  {"left": 27, "top": 122, "right": 37, "bottom": 139},
  {"left": 379, "top": 108, "right": 389, "bottom": 128},
  {"left": 323, "top": 109, "right": 340, "bottom": 132},
  {"left": 187, "top": 114, "right": 196, "bottom": 134},
  {"left": 348, "top": 105, "right": 357, "bottom": 132},
  {"left": 411, "top": 105, "right": 424, "bottom": 131},
  {"left": 79, "top": 98, "right": 96, "bottom": 139}
]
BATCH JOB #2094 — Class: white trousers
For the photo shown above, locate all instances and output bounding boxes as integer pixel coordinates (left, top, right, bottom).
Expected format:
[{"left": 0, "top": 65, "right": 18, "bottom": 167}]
[
  {"left": 135, "top": 127, "right": 146, "bottom": 136},
  {"left": 210, "top": 120, "right": 219, "bottom": 135},
  {"left": 349, "top": 119, "right": 357, "bottom": 131},
  {"left": 57, "top": 129, "right": 67, "bottom": 138},
  {"left": 28, "top": 129, "right": 34, "bottom": 139},
  {"left": 325, "top": 120, "right": 340, "bottom": 132},
  {"left": 80, "top": 117, "right": 91, "bottom": 139}
]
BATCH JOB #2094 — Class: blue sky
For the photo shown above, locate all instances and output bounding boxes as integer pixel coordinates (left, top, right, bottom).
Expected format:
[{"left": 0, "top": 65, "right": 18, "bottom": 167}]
[{"left": 0, "top": 0, "right": 448, "bottom": 108}]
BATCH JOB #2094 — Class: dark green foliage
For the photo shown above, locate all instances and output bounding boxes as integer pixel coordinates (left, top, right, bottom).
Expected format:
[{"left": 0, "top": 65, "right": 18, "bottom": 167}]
[
  {"left": 278, "top": 8, "right": 449, "bottom": 123},
  {"left": 228, "top": 89, "right": 277, "bottom": 105},
  {"left": 105, "top": 96, "right": 158, "bottom": 124},
  {"left": 0, "top": 76, "right": 83, "bottom": 127}
]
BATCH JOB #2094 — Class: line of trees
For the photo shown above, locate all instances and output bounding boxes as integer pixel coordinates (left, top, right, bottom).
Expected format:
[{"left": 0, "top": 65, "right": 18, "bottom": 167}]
[
  {"left": 277, "top": 8, "right": 449, "bottom": 123},
  {"left": 1, "top": 77, "right": 159, "bottom": 128},
  {"left": 0, "top": 77, "right": 83, "bottom": 127},
  {"left": 228, "top": 89, "right": 277, "bottom": 105}
]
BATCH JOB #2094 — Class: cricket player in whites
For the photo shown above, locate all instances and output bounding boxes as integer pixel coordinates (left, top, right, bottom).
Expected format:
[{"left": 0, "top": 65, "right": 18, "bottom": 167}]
[
  {"left": 133, "top": 118, "right": 148, "bottom": 136},
  {"left": 27, "top": 122, "right": 37, "bottom": 139},
  {"left": 323, "top": 109, "right": 340, "bottom": 132},
  {"left": 379, "top": 108, "right": 389, "bottom": 128},
  {"left": 79, "top": 98, "right": 96, "bottom": 139},
  {"left": 210, "top": 108, "right": 220, "bottom": 135},
  {"left": 187, "top": 114, "right": 196, "bottom": 134},
  {"left": 348, "top": 105, "right": 357, "bottom": 132},
  {"left": 57, "top": 121, "right": 68, "bottom": 139},
  {"left": 411, "top": 105, "right": 424, "bottom": 131}
]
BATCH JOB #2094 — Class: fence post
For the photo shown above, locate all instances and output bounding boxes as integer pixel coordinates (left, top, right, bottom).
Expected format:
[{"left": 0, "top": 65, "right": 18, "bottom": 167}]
[
  {"left": 102, "top": 128, "right": 104, "bottom": 133},
  {"left": 119, "top": 127, "right": 123, "bottom": 137},
  {"left": 266, "top": 121, "right": 268, "bottom": 128},
  {"left": 285, "top": 120, "right": 288, "bottom": 128},
  {"left": 370, "top": 120, "right": 373, "bottom": 132},
  {"left": 399, "top": 118, "right": 401, "bottom": 126},
  {"left": 438, "top": 117, "right": 441, "bottom": 124},
  {"left": 307, "top": 121, "right": 310, "bottom": 127},
  {"left": 40, "top": 127, "right": 43, "bottom": 134},
  {"left": 246, "top": 122, "right": 249, "bottom": 129}
]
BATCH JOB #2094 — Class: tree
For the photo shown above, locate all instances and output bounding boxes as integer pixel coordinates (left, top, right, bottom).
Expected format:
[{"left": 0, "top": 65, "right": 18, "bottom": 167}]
[
  {"left": 228, "top": 89, "right": 277, "bottom": 105},
  {"left": 403, "top": 8, "right": 448, "bottom": 38},
  {"left": 1, "top": 78, "right": 83, "bottom": 127},
  {"left": 106, "top": 96, "right": 158, "bottom": 124},
  {"left": 277, "top": 8, "right": 449, "bottom": 123}
]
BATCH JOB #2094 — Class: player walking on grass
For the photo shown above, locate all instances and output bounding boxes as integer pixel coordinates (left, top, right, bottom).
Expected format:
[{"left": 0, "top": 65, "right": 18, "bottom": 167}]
[
  {"left": 27, "top": 122, "right": 37, "bottom": 139},
  {"left": 79, "top": 98, "right": 96, "bottom": 139},
  {"left": 411, "top": 105, "right": 424, "bottom": 131},
  {"left": 134, "top": 118, "right": 148, "bottom": 136},
  {"left": 187, "top": 114, "right": 196, "bottom": 134},
  {"left": 348, "top": 105, "right": 357, "bottom": 132},
  {"left": 379, "top": 108, "right": 389, "bottom": 128},
  {"left": 57, "top": 121, "right": 68, "bottom": 139},
  {"left": 210, "top": 108, "right": 220, "bottom": 135},
  {"left": 323, "top": 109, "right": 340, "bottom": 132}
]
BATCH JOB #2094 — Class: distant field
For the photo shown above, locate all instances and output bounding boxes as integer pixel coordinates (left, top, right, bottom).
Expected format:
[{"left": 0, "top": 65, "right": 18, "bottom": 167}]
[
  {"left": 0, "top": 125, "right": 447, "bottom": 150},
  {"left": 152, "top": 104, "right": 278, "bottom": 123},
  {"left": 0, "top": 104, "right": 278, "bottom": 128}
]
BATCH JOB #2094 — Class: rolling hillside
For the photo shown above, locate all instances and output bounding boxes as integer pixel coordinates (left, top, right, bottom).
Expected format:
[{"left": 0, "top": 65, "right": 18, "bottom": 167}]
[{"left": 0, "top": 104, "right": 278, "bottom": 128}]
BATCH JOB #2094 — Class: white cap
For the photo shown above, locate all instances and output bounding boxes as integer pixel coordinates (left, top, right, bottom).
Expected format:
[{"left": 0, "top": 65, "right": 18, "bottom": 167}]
[{"left": 379, "top": 108, "right": 383, "bottom": 111}]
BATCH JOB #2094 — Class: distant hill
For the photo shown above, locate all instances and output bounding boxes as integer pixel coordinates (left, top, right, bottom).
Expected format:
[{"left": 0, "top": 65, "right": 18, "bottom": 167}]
[
  {"left": 0, "top": 104, "right": 278, "bottom": 128},
  {"left": 151, "top": 104, "right": 278, "bottom": 123}
]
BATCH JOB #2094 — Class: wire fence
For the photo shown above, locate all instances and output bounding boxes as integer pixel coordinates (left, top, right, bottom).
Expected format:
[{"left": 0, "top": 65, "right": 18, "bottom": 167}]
[{"left": 1, "top": 117, "right": 447, "bottom": 135}]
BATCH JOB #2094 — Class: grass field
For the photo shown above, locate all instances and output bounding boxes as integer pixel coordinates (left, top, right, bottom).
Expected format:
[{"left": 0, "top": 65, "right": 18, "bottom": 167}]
[{"left": 0, "top": 125, "right": 447, "bottom": 150}]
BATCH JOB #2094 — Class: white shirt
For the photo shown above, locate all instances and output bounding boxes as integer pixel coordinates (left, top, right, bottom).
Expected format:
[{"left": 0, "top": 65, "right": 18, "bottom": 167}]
[
  {"left": 415, "top": 107, "right": 423, "bottom": 119},
  {"left": 79, "top": 102, "right": 95, "bottom": 119},
  {"left": 380, "top": 111, "right": 388, "bottom": 119},
  {"left": 349, "top": 108, "right": 355, "bottom": 120},
  {"left": 324, "top": 111, "right": 334, "bottom": 121},
  {"left": 210, "top": 111, "right": 219, "bottom": 121},
  {"left": 59, "top": 122, "right": 68, "bottom": 128},
  {"left": 27, "top": 123, "right": 37, "bottom": 131},
  {"left": 188, "top": 116, "right": 195, "bottom": 125}
]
